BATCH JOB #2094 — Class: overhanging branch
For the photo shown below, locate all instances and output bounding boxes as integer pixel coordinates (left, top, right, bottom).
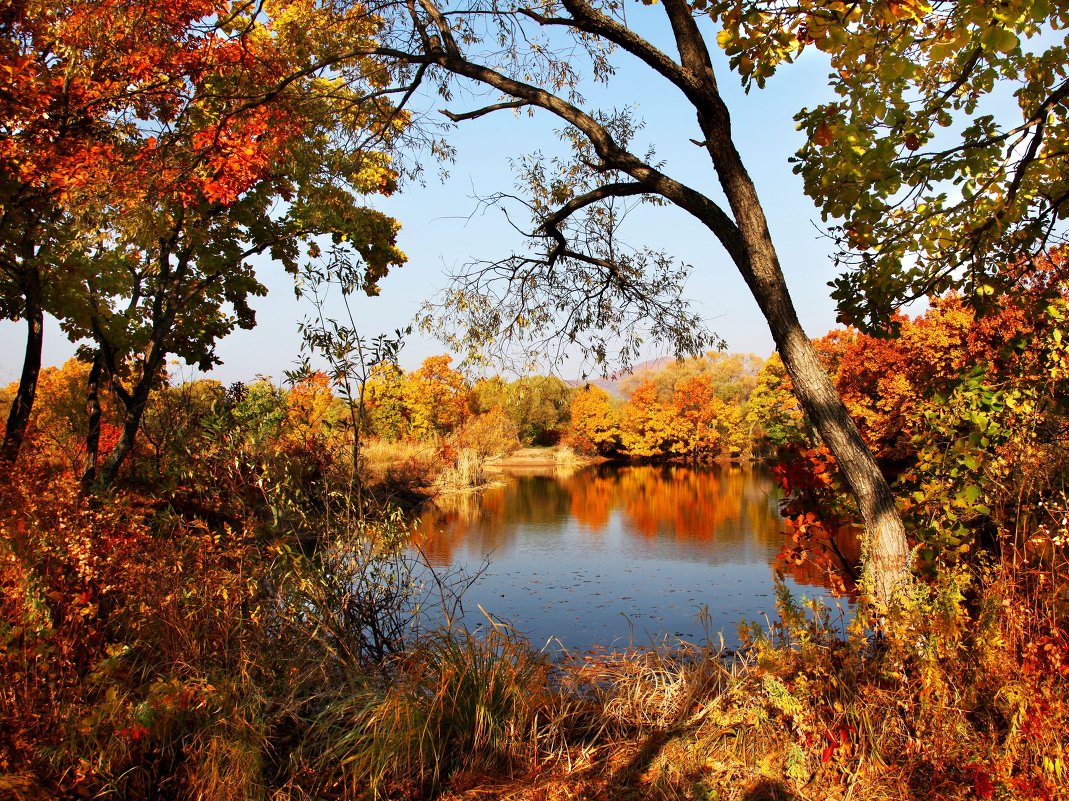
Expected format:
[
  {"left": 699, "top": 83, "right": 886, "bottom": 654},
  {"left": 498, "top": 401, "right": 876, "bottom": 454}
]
[{"left": 439, "top": 100, "right": 530, "bottom": 122}]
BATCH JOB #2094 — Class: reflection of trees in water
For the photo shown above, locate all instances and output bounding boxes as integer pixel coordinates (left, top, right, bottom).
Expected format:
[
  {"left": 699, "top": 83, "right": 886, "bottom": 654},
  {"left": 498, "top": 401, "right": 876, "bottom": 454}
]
[
  {"left": 411, "top": 490, "right": 505, "bottom": 566},
  {"left": 564, "top": 468, "right": 615, "bottom": 530},
  {"left": 410, "top": 464, "right": 856, "bottom": 597},
  {"left": 615, "top": 465, "right": 785, "bottom": 550},
  {"left": 412, "top": 476, "right": 572, "bottom": 565},
  {"left": 776, "top": 525, "right": 862, "bottom": 597}
]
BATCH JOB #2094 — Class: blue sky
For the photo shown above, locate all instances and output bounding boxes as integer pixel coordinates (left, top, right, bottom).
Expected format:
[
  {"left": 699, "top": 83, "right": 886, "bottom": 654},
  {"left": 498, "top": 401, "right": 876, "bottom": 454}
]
[{"left": 0, "top": 8, "right": 844, "bottom": 385}]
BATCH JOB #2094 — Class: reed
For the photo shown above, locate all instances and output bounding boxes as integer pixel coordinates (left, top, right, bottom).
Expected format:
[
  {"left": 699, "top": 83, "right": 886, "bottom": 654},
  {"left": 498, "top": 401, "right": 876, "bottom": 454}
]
[{"left": 306, "top": 626, "right": 555, "bottom": 798}]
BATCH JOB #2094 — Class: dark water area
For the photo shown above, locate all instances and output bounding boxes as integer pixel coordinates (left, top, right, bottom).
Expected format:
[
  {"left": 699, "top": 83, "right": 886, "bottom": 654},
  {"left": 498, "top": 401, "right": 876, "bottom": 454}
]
[{"left": 413, "top": 463, "right": 855, "bottom": 651}]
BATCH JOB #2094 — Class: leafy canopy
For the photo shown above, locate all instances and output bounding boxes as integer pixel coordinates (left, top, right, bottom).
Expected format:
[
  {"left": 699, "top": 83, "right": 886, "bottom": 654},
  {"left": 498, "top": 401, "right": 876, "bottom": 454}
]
[{"left": 714, "top": 0, "right": 1069, "bottom": 329}]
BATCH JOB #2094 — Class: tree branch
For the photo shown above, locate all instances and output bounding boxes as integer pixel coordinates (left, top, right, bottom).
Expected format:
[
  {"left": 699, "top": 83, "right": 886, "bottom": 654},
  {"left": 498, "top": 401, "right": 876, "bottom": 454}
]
[
  {"left": 559, "top": 0, "right": 705, "bottom": 103},
  {"left": 440, "top": 100, "right": 529, "bottom": 122},
  {"left": 406, "top": 43, "right": 748, "bottom": 267}
]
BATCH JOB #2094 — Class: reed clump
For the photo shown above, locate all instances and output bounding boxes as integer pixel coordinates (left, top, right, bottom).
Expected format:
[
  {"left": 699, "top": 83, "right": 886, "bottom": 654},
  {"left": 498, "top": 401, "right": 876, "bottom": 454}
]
[
  {"left": 305, "top": 626, "right": 558, "bottom": 798},
  {"left": 436, "top": 447, "right": 493, "bottom": 492}
]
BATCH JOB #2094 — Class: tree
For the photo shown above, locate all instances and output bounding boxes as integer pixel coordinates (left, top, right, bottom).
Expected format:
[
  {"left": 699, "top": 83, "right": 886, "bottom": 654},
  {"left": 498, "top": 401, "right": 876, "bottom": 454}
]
[
  {"left": 746, "top": 353, "right": 806, "bottom": 451},
  {"left": 620, "top": 378, "right": 678, "bottom": 458},
  {"left": 472, "top": 374, "right": 573, "bottom": 444},
  {"left": 672, "top": 373, "right": 739, "bottom": 459},
  {"left": 32, "top": 0, "right": 409, "bottom": 485},
  {"left": 355, "top": 0, "right": 910, "bottom": 601},
  {"left": 364, "top": 361, "right": 410, "bottom": 439},
  {"left": 0, "top": 0, "right": 140, "bottom": 462},
  {"left": 567, "top": 384, "right": 621, "bottom": 456},
  {"left": 715, "top": 0, "right": 1069, "bottom": 330},
  {"left": 403, "top": 355, "right": 470, "bottom": 439}
]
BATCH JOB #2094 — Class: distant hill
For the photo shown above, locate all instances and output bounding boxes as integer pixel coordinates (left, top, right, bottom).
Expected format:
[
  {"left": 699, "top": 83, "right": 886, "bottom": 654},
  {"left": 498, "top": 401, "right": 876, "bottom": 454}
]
[{"left": 568, "top": 356, "right": 676, "bottom": 398}]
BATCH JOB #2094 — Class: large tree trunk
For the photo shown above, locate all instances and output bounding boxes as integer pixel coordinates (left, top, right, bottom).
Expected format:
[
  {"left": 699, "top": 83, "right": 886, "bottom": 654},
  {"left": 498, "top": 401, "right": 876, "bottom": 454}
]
[
  {"left": 2, "top": 267, "right": 44, "bottom": 465},
  {"left": 699, "top": 134, "right": 911, "bottom": 604},
  {"left": 661, "top": 0, "right": 911, "bottom": 605},
  {"left": 776, "top": 326, "right": 909, "bottom": 603}
]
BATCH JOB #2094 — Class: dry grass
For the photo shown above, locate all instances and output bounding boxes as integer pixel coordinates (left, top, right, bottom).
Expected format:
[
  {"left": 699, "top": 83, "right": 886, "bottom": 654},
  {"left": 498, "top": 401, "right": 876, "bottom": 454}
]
[
  {"left": 553, "top": 445, "right": 584, "bottom": 466},
  {"left": 437, "top": 448, "right": 493, "bottom": 492},
  {"left": 362, "top": 437, "right": 440, "bottom": 482}
]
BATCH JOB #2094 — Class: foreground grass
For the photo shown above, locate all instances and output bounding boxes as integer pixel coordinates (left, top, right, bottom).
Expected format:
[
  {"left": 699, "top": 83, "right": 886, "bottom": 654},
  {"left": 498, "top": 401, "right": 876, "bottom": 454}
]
[{"left": 2, "top": 470, "right": 1066, "bottom": 801}]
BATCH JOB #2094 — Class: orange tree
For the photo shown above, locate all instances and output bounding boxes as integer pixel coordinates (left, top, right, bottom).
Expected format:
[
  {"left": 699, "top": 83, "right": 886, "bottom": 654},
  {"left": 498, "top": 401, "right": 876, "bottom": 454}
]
[
  {"left": 566, "top": 384, "right": 621, "bottom": 456},
  {"left": 614, "top": 357, "right": 762, "bottom": 460},
  {"left": 780, "top": 250, "right": 1069, "bottom": 572},
  {"left": 671, "top": 373, "right": 740, "bottom": 459},
  {"left": 1, "top": 0, "right": 409, "bottom": 483}
]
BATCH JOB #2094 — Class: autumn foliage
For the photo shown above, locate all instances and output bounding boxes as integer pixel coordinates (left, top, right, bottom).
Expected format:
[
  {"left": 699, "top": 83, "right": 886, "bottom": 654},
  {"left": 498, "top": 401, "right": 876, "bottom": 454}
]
[{"left": 566, "top": 353, "right": 799, "bottom": 462}]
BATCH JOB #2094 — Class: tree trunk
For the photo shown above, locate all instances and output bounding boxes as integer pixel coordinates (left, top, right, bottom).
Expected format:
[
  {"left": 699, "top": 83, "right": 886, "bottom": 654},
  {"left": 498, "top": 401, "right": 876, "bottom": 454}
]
[
  {"left": 776, "top": 320, "right": 909, "bottom": 605},
  {"left": 702, "top": 145, "right": 909, "bottom": 605},
  {"left": 2, "top": 268, "right": 44, "bottom": 465},
  {"left": 97, "top": 390, "right": 146, "bottom": 487},
  {"left": 658, "top": 0, "right": 911, "bottom": 604},
  {"left": 81, "top": 353, "right": 103, "bottom": 486}
]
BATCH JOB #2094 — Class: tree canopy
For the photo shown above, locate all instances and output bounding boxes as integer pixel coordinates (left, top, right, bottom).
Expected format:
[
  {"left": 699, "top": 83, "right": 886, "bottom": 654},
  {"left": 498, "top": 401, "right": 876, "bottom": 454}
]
[
  {"left": 0, "top": 0, "right": 410, "bottom": 478},
  {"left": 716, "top": 0, "right": 1069, "bottom": 329}
]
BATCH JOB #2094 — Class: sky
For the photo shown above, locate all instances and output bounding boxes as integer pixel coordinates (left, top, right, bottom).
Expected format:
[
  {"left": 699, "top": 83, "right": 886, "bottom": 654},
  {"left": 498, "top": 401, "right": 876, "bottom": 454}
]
[{"left": 0, "top": 6, "right": 846, "bottom": 386}]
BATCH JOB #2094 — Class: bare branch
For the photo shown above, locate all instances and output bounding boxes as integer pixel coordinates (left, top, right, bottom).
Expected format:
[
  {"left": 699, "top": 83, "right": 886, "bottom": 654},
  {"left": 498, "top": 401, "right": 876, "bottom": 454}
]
[{"left": 439, "top": 100, "right": 530, "bottom": 122}]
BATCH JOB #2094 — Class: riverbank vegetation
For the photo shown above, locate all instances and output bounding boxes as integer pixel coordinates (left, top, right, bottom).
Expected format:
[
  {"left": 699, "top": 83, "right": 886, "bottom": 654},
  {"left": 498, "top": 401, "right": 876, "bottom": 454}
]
[
  {"left": 3, "top": 458, "right": 1066, "bottom": 800},
  {"left": 5, "top": 262, "right": 1069, "bottom": 798}
]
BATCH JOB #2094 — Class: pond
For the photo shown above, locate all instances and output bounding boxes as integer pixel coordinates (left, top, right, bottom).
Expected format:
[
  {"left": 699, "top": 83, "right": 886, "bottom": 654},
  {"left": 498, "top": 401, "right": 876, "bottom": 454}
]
[{"left": 412, "top": 462, "right": 856, "bottom": 652}]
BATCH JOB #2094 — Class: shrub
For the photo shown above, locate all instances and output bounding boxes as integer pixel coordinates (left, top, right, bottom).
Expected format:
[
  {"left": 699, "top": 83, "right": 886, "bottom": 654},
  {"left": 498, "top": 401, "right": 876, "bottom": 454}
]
[{"left": 451, "top": 407, "right": 520, "bottom": 459}]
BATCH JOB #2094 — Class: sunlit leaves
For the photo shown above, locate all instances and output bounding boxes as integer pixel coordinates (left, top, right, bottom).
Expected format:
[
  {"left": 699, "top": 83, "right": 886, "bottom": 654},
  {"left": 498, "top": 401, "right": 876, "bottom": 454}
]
[
  {"left": 567, "top": 385, "right": 621, "bottom": 456},
  {"left": 1, "top": 0, "right": 410, "bottom": 480},
  {"left": 713, "top": 0, "right": 1069, "bottom": 330}
]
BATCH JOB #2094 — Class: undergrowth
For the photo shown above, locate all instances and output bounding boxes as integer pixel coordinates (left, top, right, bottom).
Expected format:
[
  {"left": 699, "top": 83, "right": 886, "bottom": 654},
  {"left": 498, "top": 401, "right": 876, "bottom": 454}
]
[{"left": 1, "top": 462, "right": 1066, "bottom": 800}]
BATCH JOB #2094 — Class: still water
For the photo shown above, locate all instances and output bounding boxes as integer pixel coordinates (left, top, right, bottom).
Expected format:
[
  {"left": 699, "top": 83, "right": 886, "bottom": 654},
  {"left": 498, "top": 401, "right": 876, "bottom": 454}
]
[{"left": 413, "top": 463, "right": 851, "bottom": 651}]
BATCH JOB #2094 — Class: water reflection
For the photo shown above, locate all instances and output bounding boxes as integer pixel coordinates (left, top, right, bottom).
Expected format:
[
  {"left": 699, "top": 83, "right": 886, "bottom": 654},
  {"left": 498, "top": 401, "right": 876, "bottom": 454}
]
[{"left": 413, "top": 463, "right": 852, "bottom": 649}]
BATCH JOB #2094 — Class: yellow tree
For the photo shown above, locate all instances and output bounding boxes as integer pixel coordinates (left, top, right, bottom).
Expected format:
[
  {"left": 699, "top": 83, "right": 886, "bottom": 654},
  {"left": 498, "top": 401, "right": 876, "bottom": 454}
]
[
  {"left": 285, "top": 371, "right": 344, "bottom": 447},
  {"left": 620, "top": 380, "right": 678, "bottom": 459},
  {"left": 364, "top": 361, "right": 409, "bottom": 440},
  {"left": 567, "top": 385, "right": 621, "bottom": 456},
  {"left": 404, "top": 355, "right": 470, "bottom": 440}
]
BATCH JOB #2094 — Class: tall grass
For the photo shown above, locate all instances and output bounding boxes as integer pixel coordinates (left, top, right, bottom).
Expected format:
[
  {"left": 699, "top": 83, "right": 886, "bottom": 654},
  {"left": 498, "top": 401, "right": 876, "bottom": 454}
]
[
  {"left": 436, "top": 448, "right": 490, "bottom": 492},
  {"left": 305, "top": 626, "right": 555, "bottom": 798}
]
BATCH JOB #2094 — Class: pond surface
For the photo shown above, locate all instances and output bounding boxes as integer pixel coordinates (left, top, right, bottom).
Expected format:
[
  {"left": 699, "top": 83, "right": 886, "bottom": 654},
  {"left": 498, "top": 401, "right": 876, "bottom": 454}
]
[{"left": 413, "top": 463, "right": 854, "bottom": 651}]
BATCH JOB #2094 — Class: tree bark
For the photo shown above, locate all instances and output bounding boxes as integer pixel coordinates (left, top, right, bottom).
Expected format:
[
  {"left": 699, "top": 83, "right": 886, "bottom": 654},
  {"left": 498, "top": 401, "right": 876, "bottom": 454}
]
[
  {"left": 2, "top": 266, "right": 44, "bottom": 466},
  {"left": 81, "top": 352, "right": 103, "bottom": 486}
]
